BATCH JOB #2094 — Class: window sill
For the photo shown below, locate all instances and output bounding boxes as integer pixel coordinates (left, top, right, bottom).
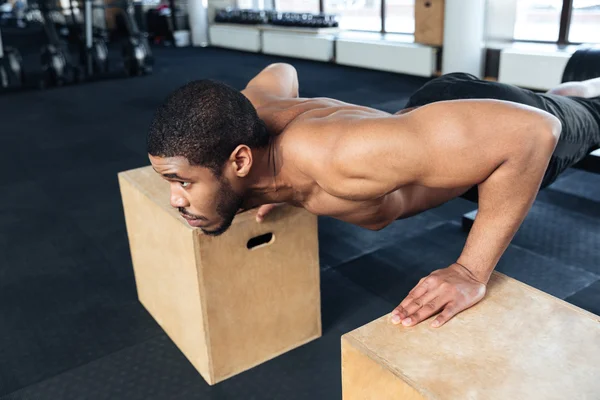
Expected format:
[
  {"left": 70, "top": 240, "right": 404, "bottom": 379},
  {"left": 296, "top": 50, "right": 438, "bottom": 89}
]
[
  {"left": 336, "top": 31, "right": 418, "bottom": 45},
  {"left": 487, "top": 40, "right": 581, "bottom": 54}
]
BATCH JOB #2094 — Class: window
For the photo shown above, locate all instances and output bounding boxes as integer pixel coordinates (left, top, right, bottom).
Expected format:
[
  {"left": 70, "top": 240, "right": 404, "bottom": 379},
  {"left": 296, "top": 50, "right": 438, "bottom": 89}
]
[
  {"left": 274, "top": 0, "right": 320, "bottom": 12},
  {"left": 237, "top": 0, "right": 255, "bottom": 9},
  {"left": 513, "top": 0, "right": 563, "bottom": 42},
  {"left": 569, "top": 0, "right": 600, "bottom": 43},
  {"left": 513, "top": 0, "right": 600, "bottom": 44},
  {"left": 384, "top": 0, "right": 414, "bottom": 34},
  {"left": 323, "top": 0, "right": 382, "bottom": 31}
]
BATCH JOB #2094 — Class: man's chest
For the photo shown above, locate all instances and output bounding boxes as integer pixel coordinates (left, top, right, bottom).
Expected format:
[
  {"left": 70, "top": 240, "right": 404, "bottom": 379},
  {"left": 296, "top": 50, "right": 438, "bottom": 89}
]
[{"left": 300, "top": 188, "right": 407, "bottom": 230}]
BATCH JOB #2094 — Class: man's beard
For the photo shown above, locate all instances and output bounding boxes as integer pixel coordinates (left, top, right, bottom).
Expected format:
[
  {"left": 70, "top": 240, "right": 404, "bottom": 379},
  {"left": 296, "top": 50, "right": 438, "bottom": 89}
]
[{"left": 201, "top": 178, "right": 244, "bottom": 237}]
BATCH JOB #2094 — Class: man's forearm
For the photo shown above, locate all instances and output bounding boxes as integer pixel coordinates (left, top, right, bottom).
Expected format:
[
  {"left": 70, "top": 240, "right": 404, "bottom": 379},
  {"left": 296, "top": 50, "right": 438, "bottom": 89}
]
[{"left": 456, "top": 134, "right": 558, "bottom": 283}]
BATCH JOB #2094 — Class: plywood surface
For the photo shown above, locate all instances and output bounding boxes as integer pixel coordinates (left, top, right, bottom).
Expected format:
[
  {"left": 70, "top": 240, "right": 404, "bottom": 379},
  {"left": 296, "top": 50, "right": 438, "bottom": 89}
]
[
  {"left": 342, "top": 336, "right": 424, "bottom": 400},
  {"left": 198, "top": 204, "right": 322, "bottom": 382},
  {"left": 119, "top": 165, "right": 322, "bottom": 385},
  {"left": 343, "top": 272, "right": 600, "bottom": 400},
  {"left": 118, "top": 173, "right": 212, "bottom": 380},
  {"left": 414, "top": 0, "right": 445, "bottom": 47}
]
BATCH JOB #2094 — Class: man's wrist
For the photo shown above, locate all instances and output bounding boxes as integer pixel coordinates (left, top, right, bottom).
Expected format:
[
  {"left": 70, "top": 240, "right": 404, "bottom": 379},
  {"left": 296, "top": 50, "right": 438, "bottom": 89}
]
[{"left": 454, "top": 260, "right": 493, "bottom": 284}]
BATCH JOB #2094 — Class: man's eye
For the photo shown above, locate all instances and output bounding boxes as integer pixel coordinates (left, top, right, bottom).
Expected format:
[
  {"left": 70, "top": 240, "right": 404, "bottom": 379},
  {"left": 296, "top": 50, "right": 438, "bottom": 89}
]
[{"left": 181, "top": 182, "right": 191, "bottom": 188}]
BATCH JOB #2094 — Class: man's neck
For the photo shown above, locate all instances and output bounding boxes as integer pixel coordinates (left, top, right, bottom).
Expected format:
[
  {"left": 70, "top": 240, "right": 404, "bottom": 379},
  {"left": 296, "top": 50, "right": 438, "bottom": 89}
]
[{"left": 241, "top": 139, "right": 296, "bottom": 209}]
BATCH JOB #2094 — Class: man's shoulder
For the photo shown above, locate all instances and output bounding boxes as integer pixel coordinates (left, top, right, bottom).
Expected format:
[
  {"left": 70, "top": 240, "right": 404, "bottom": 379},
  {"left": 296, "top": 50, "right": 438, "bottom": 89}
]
[{"left": 279, "top": 118, "right": 333, "bottom": 162}]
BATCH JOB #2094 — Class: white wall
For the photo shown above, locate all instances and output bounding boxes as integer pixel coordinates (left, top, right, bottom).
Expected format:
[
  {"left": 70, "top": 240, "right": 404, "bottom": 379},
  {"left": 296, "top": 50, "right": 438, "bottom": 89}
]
[
  {"left": 442, "top": 0, "right": 486, "bottom": 76},
  {"left": 485, "top": 0, "right": 518, "bottom": 43},
  {"left": 498, "top": 47, "right": 572, "bottom": 90},
  {"left": 336, "top": 39, "right": 437, "bottom": 77},
  {"left": 262, "top": 31, "right": 335, "bottom": 62},
  {"left": 189, "top": 0, "right": 210, "bottom": 46}
]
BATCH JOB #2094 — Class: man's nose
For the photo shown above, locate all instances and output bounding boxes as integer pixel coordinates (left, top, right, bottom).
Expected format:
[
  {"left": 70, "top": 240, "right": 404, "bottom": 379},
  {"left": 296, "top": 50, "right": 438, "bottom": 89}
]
[{"left": 170, "top": 189, "right": 189, "bottom": 209}]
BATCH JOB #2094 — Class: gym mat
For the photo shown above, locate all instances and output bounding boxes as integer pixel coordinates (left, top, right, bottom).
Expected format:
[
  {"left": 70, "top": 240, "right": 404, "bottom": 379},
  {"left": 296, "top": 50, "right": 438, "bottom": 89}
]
[
  {"left": 545, "top": 169, "right": 600, "bottom": 204},
  {"left": 510, "top": 200, "right": 600, "bottom": 275},
  {"left": 565, "top": 280, "right": 600, "bottom": 316},
  {"left": 317, "top": 211, "right": 446, "bottom": 270},
  {"left": 0, "top": 269, "right": 392, "bottom": 400},
  {"left": 334, "top": 222, "right": 598, "bottom": 304}
]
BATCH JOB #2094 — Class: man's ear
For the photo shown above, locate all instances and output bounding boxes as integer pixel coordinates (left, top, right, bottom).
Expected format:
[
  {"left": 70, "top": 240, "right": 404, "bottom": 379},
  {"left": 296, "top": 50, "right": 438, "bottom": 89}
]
[{"left": 229, "top": 145, "right": 253, "bottom": 177}]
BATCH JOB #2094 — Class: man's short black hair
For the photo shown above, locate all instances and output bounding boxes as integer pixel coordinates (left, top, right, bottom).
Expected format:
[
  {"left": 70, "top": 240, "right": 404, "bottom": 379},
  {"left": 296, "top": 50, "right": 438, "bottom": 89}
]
[{"left": 147, "top": 79, "right": 269, "bottom": 175}]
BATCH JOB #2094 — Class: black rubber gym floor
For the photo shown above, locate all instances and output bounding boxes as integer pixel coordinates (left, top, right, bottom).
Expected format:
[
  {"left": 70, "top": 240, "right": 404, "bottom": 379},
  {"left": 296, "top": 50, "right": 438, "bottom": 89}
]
[{"left": 1, "top": 47, "right": 599, "bottom": 399}]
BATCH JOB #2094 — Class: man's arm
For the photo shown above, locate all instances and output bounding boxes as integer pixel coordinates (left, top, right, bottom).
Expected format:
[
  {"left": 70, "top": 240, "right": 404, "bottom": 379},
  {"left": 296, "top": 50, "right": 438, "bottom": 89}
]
[
  {"left": 321, "top": 99, "right": 560, "bottom": 326},
  {"left": 241, "top": 63, "right": 299, "bottom": 108},
  {"left": 403, "top": 100, "right": 560, "bottom": 281}
]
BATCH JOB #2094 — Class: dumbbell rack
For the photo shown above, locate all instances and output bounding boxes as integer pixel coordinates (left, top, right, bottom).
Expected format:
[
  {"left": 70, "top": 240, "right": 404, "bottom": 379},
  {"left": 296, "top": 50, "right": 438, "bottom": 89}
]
[
  {"left": 214, "top": 9, "right": 340, "bottom": 33},
  {"left": 213, "top": 22, "right": 340, "bottom": 35}
]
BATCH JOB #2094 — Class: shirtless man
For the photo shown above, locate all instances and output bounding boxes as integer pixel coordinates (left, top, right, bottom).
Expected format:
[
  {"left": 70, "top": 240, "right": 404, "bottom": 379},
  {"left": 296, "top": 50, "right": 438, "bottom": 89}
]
[{"left": 147, "top": 63, "right": 600, "bottom": 328}]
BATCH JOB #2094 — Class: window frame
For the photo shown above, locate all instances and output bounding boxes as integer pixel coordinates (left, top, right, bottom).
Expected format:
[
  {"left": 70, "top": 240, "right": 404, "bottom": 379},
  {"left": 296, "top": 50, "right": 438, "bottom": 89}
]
[
  {"left": 514, "top": 0, "right": 599, "bottom": 46},
  {"left": 558, "top": 0, "right": 574, "bottom": 45}
]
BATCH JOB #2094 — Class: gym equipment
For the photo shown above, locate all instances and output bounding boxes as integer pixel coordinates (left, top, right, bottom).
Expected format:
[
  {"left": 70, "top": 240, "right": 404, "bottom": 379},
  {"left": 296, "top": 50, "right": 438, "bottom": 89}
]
[
  {"left": 145, "top": 0, "right": 189, "bottom": 46},
  {"left": 0, "top": 26, "right": 24, "bottom": 90},
  {"left": 342, "top": 272, "right": 600, "bottom": 400},
  {"left": 214, "top": 9, "right": 338, "bottom": 29},
  {"left": 114, "top": 0, "right": 152, "bottom": 76},
  {"left": 561, "top": 46, "right": 600, "bottom": 84},
  {"left": 66, "top": 0, "right": 109, "bottom": 78},
  {"left": 414, "top": 0, "right": 444, "bottom": 47},
  {"left": 118, "top": 166, "right": 320, "bottom": 385},
  {"left": 37, "top": 0, "right": 80, "bottom": 87},
  {"left": 270, "top": 12, "right": 338, "bottom": 28},
  {"left": 214, "top": 9, "right": 268, "bottom": 25}
]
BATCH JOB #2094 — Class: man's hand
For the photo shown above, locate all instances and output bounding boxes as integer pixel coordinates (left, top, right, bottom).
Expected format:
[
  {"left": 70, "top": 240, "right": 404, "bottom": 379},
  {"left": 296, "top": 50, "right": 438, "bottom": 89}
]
[
  {"left": 390, "top": 263, "right": 487, "bottom": 328},
  {"left": 255, "top": 203, "right": 285, "bottom": 222}
]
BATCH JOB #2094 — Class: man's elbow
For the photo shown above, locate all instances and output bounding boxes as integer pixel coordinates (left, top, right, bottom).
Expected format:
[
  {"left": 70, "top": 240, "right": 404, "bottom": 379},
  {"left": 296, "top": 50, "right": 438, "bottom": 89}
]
[
  {"left": 268, "top": 63, "right": 299, "bottom": 97},
  {"left": 541, "top": 115, "right": 561, "bottom": 152},
  {"left": 529, "top": 114, "right": 560, "bottom": 156},
  {"left": 545, "top": 114, "right": 562, "bottom": 143}
]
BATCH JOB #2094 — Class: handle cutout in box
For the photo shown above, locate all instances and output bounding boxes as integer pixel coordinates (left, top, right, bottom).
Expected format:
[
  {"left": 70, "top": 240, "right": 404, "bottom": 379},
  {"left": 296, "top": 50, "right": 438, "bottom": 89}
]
[{"left": 247, "top": 233, "right": 274, "bottom": 250}]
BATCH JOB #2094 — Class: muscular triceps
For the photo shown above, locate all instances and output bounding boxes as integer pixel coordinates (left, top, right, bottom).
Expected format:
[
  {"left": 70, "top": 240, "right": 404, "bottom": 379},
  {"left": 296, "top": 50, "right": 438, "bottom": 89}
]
[{"left": 400, "top": 100, "right": 560, "bottom": 189}]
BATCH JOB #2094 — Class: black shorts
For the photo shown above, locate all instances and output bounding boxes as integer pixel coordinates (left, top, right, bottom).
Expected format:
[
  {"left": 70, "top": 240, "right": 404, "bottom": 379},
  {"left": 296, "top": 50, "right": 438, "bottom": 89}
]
[{"left": 405, "top": 73, "right": 600, "bottom": 201}]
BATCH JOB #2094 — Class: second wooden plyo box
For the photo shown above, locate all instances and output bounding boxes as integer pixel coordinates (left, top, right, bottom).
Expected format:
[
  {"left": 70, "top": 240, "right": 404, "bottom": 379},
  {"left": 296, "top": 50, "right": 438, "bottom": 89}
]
[
  {"left": 342, "top": 272, "right": 600, "bottom": 399},
  {"left": 118, "top": 166, "right": 322, "bottom": 385}
]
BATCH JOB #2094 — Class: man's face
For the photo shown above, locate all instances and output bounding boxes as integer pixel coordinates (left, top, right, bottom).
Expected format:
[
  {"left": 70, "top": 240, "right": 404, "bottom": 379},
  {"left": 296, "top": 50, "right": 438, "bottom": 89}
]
[{"left": 149, "top": 155, "right": 244, "bottom": 236}]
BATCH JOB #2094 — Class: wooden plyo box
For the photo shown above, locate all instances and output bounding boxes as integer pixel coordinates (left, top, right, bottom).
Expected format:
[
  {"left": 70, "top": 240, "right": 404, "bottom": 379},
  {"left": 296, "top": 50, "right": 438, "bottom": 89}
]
[
  {"left": 414, "top": 0, "right": 445, "bottom": 47},
  {"left": 341, "top": 272, "right": 600, "bottom": 400},
  {"left": 118, "top": 166, "right": 321, "bottom": 385}
]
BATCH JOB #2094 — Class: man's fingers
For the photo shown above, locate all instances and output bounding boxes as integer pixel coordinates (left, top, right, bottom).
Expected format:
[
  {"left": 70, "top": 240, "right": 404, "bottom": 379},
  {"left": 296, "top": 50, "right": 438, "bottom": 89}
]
[
  {"left": 395, "top": 290, "right": 440, "bottom": 324},
  {"left": 391, "top": 277, "right": 438, "bottom": 322},
  {"left": 398, "top": 282, "right": 429, "bottom": 311},
  {"left": 256, "top": 204, "right": 278, "bottom": 222},
  {"left": 399, "top": 297, "right": 446, "bottom": 327},
  {"left": 431, "top": 304, "right": 460, "bottom": 328},
  {"left": 407, "top": 277, "right": 427, "bottom": 297}
]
